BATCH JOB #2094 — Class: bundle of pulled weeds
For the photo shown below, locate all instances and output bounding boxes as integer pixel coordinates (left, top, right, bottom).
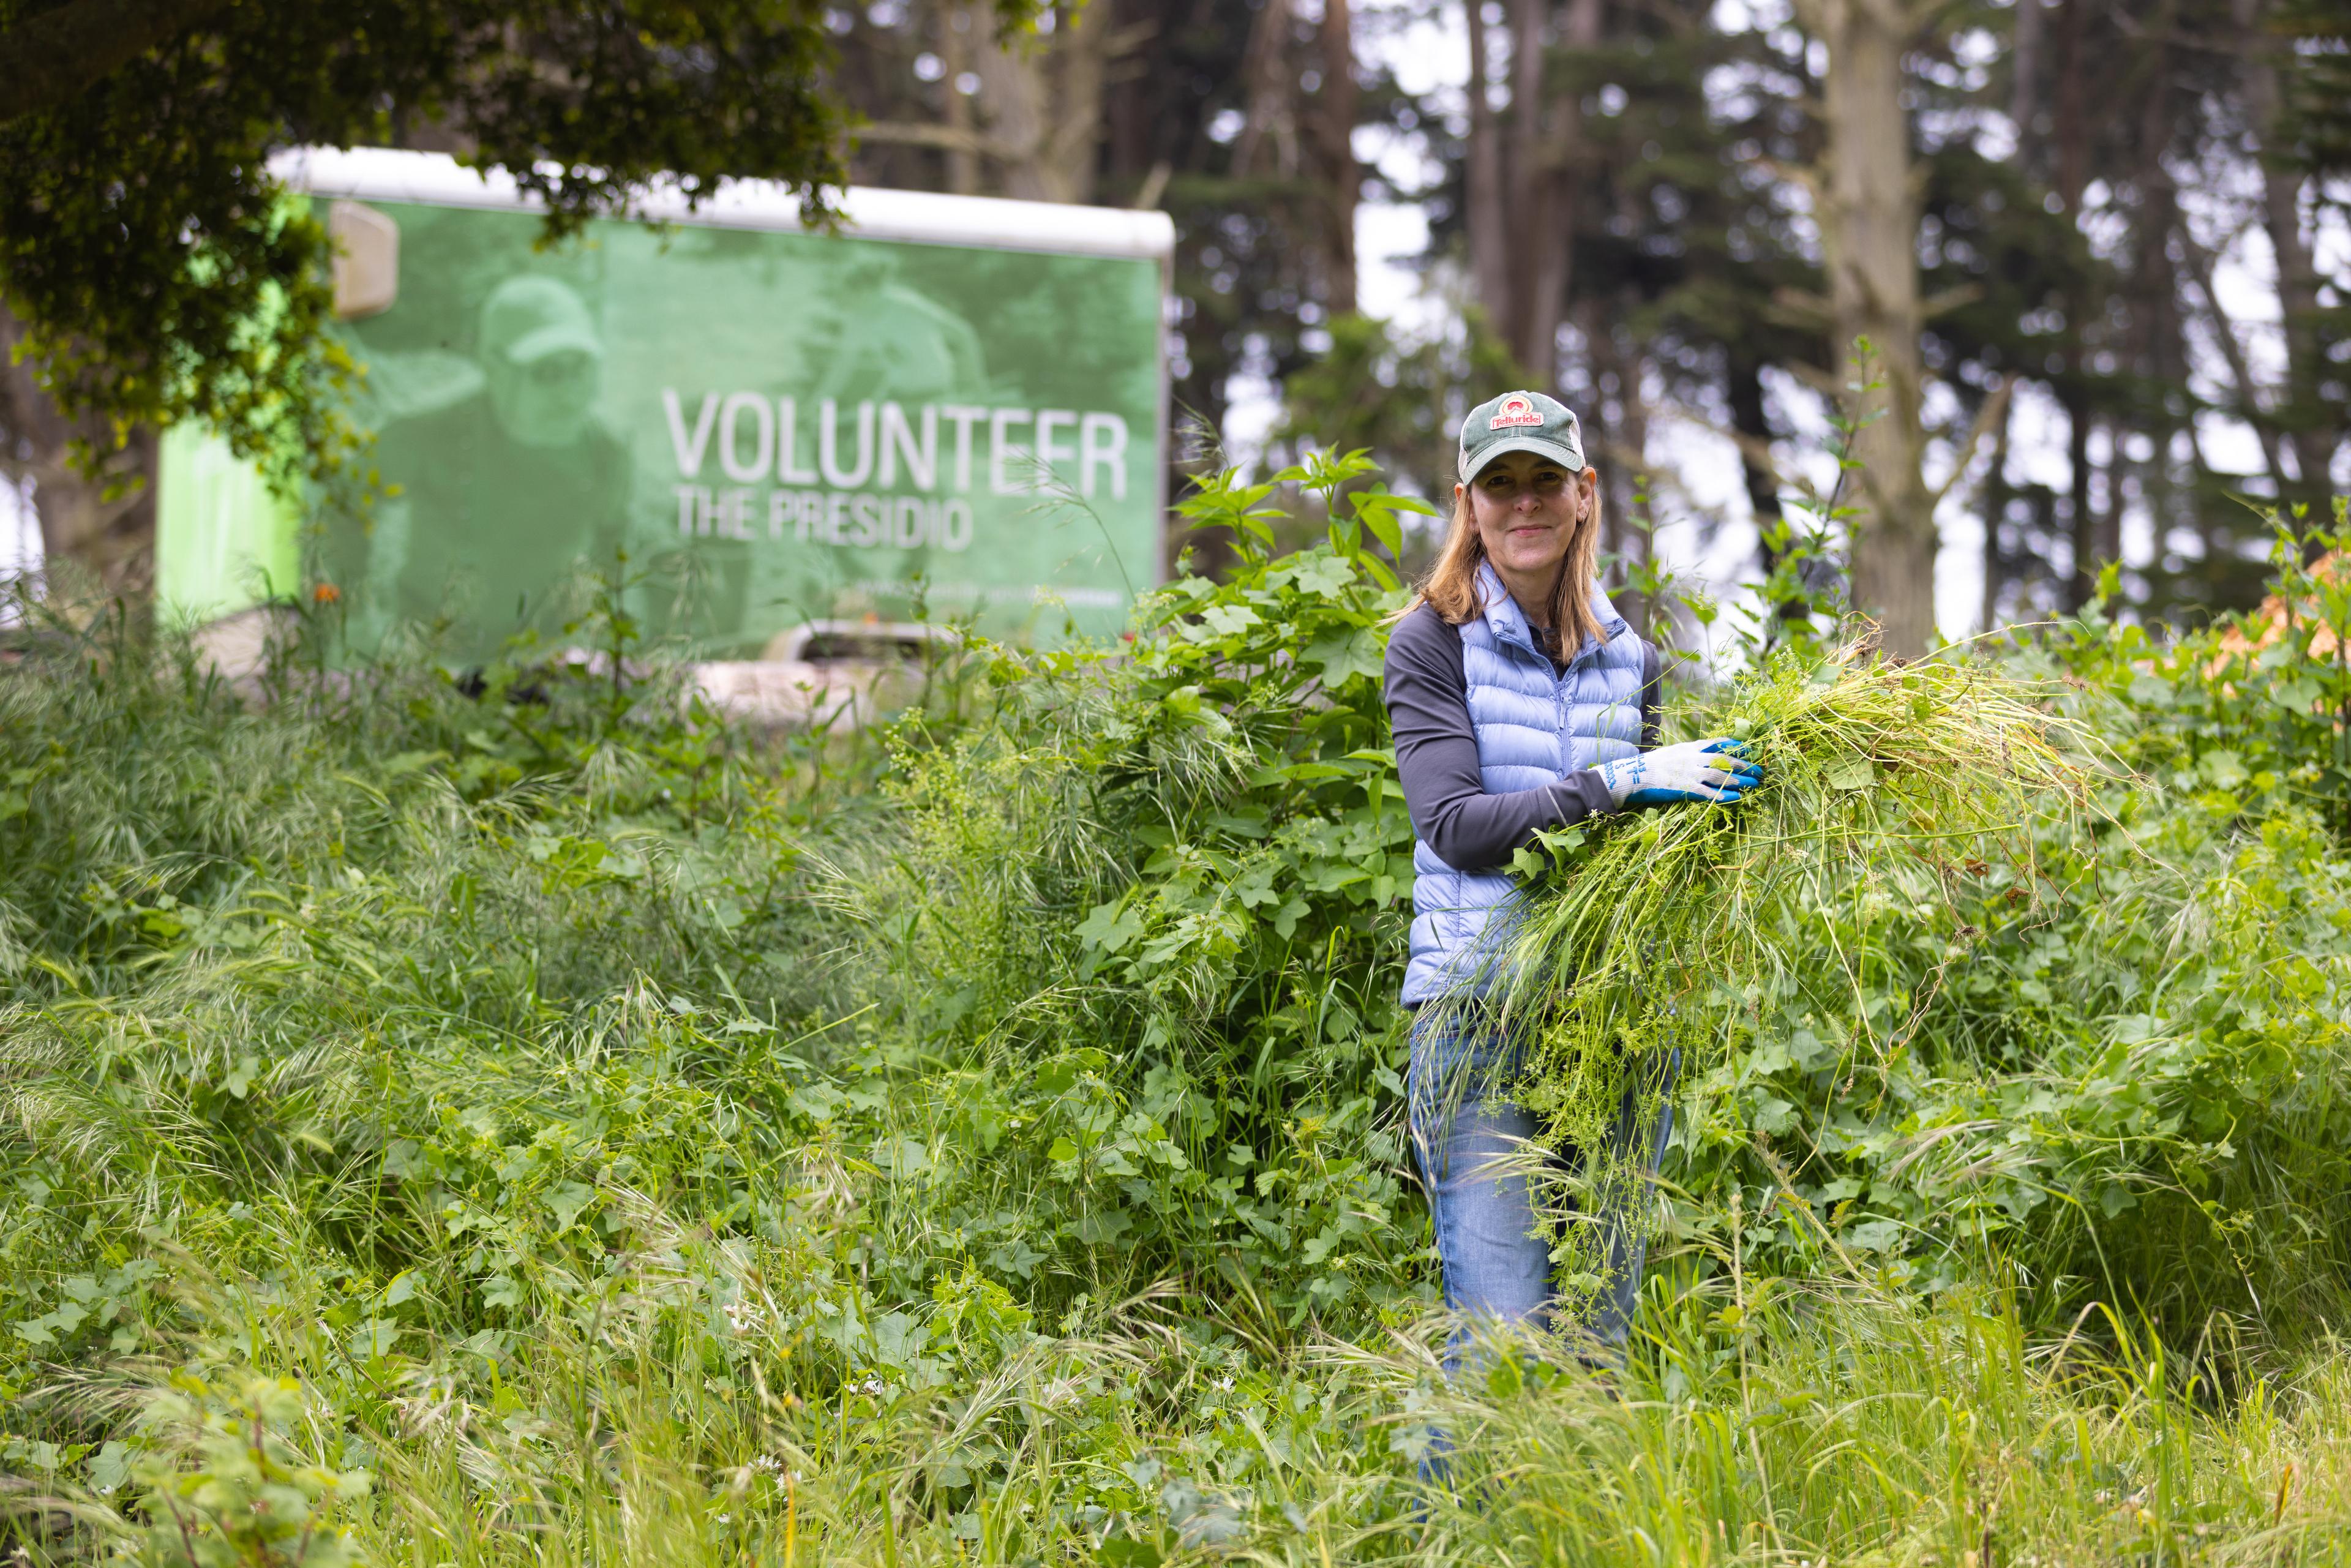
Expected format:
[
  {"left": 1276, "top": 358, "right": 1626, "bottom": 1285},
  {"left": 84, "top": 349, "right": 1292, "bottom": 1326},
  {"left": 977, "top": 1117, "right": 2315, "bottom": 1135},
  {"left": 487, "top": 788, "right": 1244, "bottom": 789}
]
[{"left": 1483, "top": 639, "right": 2088, "bottom": 1172}]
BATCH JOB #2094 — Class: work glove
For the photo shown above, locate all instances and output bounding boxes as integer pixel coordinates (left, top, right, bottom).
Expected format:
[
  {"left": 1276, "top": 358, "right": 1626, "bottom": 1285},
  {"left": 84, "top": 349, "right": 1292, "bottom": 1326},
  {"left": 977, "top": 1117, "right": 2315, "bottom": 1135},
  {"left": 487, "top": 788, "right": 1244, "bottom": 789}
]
[{"left": 1594, "top": 738, "right": 1762, "bottom": 809}]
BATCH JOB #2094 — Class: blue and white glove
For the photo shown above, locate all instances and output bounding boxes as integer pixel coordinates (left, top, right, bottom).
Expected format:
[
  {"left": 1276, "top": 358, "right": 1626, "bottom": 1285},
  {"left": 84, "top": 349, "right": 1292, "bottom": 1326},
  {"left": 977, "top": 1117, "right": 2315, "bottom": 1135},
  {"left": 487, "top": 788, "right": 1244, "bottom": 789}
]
[{"left": 1595, "top": 738, "right": 1762, "bottom": 809}]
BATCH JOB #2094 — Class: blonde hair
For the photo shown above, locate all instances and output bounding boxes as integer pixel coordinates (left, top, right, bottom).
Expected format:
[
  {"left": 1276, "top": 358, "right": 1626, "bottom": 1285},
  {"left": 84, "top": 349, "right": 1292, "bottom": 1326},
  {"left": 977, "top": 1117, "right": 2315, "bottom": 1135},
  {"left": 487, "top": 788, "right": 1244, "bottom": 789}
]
[{"left": 1404, "top": 480, "right": 1607, "bottom": 652}]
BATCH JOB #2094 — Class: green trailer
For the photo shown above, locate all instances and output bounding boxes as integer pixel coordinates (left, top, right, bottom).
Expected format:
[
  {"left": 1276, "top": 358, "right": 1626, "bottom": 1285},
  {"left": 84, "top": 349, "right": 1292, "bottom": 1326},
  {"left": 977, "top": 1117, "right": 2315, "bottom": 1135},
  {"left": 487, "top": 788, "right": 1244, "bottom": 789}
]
[{"left": 157, "top": 147, "right": 1172, "bottom": 664}]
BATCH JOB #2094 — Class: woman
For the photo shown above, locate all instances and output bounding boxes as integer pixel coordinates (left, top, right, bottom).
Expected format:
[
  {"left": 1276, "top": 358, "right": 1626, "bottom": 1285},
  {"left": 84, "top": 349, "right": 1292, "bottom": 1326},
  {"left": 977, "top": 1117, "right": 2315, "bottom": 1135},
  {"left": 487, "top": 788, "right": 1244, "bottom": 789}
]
[{"left": 1383, "top": 389, "right": 1760, "bottom": 1372}]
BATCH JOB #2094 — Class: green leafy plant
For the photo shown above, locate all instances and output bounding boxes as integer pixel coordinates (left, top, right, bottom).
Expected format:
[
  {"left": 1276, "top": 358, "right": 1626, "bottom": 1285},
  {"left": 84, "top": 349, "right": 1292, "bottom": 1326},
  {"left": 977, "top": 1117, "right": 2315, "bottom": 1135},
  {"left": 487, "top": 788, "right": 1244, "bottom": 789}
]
[
  {"left": 1475, "top": 639, "right": 2084, "bottom": 1304},
  {"left": 4, "top": 457, "right": 2351, "bottom": 1565},
  {"left": 114, "top": 1373, "right": 370, "bottom": 1568}
]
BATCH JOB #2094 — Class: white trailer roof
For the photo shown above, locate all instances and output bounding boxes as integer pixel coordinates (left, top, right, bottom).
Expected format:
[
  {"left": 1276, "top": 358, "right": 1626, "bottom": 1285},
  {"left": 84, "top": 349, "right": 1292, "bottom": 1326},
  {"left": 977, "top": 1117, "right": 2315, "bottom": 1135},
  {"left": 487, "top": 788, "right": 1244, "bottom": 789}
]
[{"left": 271, "top": 145, "right": 1176, "bottom": 264}]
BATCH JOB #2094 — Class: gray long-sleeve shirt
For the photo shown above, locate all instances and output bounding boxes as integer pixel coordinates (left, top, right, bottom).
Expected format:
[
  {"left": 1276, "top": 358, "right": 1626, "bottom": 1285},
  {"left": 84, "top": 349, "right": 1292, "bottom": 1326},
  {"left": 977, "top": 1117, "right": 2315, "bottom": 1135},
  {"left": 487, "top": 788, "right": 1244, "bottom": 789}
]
[{"left": 1382, "top": 601, "right": 1662, "bottom": 872}]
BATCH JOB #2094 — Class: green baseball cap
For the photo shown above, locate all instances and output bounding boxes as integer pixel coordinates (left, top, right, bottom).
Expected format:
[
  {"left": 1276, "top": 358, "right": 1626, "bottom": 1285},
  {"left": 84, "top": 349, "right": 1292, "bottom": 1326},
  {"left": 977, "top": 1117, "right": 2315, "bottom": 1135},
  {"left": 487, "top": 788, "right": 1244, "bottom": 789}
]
[
  {"left": 481, "top": 275, "right": 604, "bottom": 366},
  {"left": 1458, "top": 389, "right": 1586, "bottom": 484}
]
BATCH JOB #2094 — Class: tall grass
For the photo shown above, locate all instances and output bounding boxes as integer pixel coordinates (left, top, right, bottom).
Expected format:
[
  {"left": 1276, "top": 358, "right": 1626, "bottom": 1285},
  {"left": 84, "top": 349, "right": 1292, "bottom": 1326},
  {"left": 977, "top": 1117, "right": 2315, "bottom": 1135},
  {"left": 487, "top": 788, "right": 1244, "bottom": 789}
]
[
  {"left": 4, "top": 498, "right": 2351, "bottom": 1566},
  {"left": 1412, "top": 1267, "right": 2351, "bottom": 1566},
  {"left": 1494, "top": 640, "right": 2085, "bottom": 1142},
  {"left": 1448, "top": 639, "right": 2095, "bottom": 1330}
]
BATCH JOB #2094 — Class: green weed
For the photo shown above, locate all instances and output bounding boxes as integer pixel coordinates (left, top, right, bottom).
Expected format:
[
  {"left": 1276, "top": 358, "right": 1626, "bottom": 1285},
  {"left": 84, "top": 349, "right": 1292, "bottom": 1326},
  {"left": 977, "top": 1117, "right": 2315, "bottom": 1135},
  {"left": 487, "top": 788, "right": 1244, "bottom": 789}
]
[{"left": 0, "top": 482, "right": 2347, "bottom": 1566}]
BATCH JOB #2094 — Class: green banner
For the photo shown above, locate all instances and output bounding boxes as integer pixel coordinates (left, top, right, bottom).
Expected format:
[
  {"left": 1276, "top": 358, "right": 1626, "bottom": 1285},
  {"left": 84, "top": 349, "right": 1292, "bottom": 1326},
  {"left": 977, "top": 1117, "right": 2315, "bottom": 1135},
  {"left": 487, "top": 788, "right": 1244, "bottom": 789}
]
[{"left": 167, "top": 192, "right": 1166, "bottom": 663}]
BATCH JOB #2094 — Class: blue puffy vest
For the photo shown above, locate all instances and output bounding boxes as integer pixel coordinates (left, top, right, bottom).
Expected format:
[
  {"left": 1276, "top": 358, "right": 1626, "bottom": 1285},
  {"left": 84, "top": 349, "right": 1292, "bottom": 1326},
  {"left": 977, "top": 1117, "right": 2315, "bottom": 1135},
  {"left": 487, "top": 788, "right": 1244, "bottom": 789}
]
[{"left": 1401, "top": 563, "right": 1649, "bottom": 1005}]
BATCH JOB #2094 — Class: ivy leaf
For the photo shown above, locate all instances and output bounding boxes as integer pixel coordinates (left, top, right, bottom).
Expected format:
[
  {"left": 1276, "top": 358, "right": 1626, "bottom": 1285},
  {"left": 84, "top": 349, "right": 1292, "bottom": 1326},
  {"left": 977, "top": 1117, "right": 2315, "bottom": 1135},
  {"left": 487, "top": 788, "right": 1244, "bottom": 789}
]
[
  {"left": 1824, "top": 757, "right": 1876, "bottom": 792},
  {"left": 544, "top": 1181, "right": 596, "bottom": 1233},
  {"left": 225, "top": 1054, "right": 261, "bottom": 1100},
  {"left": 1076, "top": 901, "right": 1144, "bottom": 954},
  {"left": 2272, "top": 676, "right": 2324, "bottom": 712},
  {"left": 1302, "top": 626, "right": 1385, "bottom": 688},
  {"left": 1534, "top": 824, "right": 1586, "bottom": 858},
  {"left": 1233, "top": 865, "right": 1281, "bottom": 909},
  {"left": 350, "top": 1317, "right": 404, "bottom": 1359},
  {"left": 1288, "top": 554, "right": 1355, "bottom": 598}
]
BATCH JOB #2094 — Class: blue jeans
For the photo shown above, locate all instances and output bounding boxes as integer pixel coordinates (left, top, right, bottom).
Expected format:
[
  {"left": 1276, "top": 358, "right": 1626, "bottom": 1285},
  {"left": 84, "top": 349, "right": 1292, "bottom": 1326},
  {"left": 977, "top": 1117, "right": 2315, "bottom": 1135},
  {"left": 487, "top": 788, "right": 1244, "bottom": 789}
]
[{"left": 1408, "top": 1006, "right": 1678, "bottom": 1376}]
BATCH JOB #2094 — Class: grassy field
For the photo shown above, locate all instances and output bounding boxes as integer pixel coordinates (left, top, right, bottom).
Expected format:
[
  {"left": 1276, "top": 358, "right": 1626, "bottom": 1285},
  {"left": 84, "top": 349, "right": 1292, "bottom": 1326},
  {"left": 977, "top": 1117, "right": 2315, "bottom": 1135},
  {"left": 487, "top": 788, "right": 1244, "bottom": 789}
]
[{"left": 4, "top": 479, "right": 2351, "bottom": 1566}]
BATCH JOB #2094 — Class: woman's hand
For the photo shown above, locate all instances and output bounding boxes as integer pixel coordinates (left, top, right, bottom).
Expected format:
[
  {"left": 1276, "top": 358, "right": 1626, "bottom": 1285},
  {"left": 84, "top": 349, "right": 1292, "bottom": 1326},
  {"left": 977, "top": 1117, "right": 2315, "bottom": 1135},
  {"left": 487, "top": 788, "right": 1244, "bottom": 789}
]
[{"left": 1596, "top": 738, "right": 1762, "bottom": 809}]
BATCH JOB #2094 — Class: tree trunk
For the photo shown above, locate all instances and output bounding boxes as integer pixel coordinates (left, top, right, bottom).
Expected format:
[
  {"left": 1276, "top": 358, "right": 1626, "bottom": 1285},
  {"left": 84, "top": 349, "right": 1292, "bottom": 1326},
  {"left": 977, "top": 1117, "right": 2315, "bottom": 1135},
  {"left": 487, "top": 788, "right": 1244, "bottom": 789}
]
[
  {"left": 1728, "top": 353, "right": 1783, "bottom": 545},
  {"left": 1463, "top": 0, "right": 1509, "bottom": 326},
  {"left": 2053, "top": 0, "right": 2099, "bottom": 611},
  {"left": 1229, "top": 0, "right": 1295, "bottom": 179},
  {"left": 2065, "top": 400, "right": 2097, "bottom": 607},
  {"left": 1503, "top": 0, "right": 1548, "bottom": 377},
  {"left": 1981, "top": 392, "right": 2013, "bottom": 632},
  {"left": 1041, "top": 0, "right": 1115, "bottom": 197},
  {"left": 1314, "top": 0, "right": 1360, "bottom": 315},
  {"left": 1520, "top": 0, "right": 1598, "bottom": 388},
  {"left": 1799, "top": 0, "right": 1937, "bottom": 653},
  {"left": 2237, "top": 0, "right": 2333, "bottom": 526},
  {"left": 941, "top": 7, "right": 981, "bottom": 195},
  {"left": 2262, "top": 174, "right": 2331, "bottom": 517},
  {"left": 2121, "top": 13, "right": 2180, "bottom": 588},
  {"left": 969, "top": 20, "right": 1052, "bottom": 198},
  {"left": 964, "top": 0, "right": 1113, "bottom": 201},
  {"left": 1999, "top": 0, "right": 2039, "bottom": 626},
  {"left": 0, "top": 305, "right": 156, "bottom": 601},
  {"left": 2006, "top": 0, "right": 2042, "bottom": 145}
]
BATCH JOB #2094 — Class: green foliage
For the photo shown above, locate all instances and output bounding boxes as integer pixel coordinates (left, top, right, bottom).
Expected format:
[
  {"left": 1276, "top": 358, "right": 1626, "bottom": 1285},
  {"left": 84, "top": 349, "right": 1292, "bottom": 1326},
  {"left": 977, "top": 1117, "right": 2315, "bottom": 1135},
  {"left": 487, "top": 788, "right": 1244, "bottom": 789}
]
[
  {"left": 2079, "top": 509, "right": 2351, "bottom": 835},
  {"left": 1413, "top": 1274, "right": 2351, "bottom": 1564},
  {"left": 2275, "top": 2, "right": 2351, "bottom": 203},
  {"left": 0, "top": 0, "right": 1029, "bottom": 487},
  {"left": 1503, "top": 644, "right": 2079, "bottom": 1109},
  {"left": 114, "top": 1373, "right": 371, "bottom": 1568},
  {"left": 1271, "top": 313, "right": 1524, "bottom": 535},
  {"left": 1472, "top": 617, "right": 2077, "bottom": 1322},
  {"left": 1657, "top": 508, "right": 2351, "bottom": 1340},
  {"left": 1082, "top": 449, "right": 1427, "bottom": 986},
  {"left": 0, "top": 468, "right": 2349, "bottom": 1564},
  {"left": 827, "top": 449, "right": 1438, "bottom": 1324}
]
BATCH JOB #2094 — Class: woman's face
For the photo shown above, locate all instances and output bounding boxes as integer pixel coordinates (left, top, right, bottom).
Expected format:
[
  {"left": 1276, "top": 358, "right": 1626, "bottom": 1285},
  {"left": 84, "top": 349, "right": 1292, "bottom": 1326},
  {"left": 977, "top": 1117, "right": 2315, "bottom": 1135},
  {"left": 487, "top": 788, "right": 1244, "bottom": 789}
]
[{"left": 1458, "top": 449, "right": 1597, "bottom": 583}]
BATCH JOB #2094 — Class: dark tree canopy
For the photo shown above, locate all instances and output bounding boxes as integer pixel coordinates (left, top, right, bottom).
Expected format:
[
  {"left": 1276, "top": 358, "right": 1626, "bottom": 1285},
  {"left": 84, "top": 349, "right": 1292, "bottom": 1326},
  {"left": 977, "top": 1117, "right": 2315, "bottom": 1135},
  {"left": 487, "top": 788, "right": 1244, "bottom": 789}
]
[{"left": 0, "top": 0, "right": 1029, "bottom": 490}]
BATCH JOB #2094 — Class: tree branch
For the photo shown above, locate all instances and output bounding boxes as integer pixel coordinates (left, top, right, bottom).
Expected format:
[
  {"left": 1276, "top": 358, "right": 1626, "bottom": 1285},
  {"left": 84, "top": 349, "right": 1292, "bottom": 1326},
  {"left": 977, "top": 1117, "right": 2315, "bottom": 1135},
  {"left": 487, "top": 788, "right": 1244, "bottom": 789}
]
[
  {"left": 1674, "top": 407, "right": 1832, "bottom": 509},
  {"left": 1919, "top": 283, "right": 1984, "bottom": 320},
  {"left": 0, "top": 0, "right": 234, "bottom": 127},
  {"left": 2173, "top": 218, "right": 2292, "bottom": 498},
  {"left": 853, "top": 120, "right": 1025, "bottom": 159},
  {"left": 1926, "top": 374, "right": 2014, "bottom": 511},
  {"left": 1766, "top": 286, "right": 1836, "bottom": 331}
]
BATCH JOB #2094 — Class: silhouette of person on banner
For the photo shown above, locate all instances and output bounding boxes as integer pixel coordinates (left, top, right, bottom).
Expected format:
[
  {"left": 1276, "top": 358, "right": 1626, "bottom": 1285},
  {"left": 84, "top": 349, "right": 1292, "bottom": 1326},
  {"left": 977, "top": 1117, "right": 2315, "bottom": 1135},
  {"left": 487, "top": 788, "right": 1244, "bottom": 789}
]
[
  {"left": 814, "top": 251, "right": 991, "bottom": 407},
  {"left": 354, "top": 274, "right": 631, "bottom": 661}
]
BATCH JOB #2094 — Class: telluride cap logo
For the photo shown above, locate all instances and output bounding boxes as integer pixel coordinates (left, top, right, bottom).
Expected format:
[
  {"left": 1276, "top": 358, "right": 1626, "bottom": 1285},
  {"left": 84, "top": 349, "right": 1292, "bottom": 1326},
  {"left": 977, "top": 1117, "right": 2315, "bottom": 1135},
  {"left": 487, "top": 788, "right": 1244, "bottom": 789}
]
[{"left": 1489, "top": 394, "right": 1544, "bottom": 429}]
